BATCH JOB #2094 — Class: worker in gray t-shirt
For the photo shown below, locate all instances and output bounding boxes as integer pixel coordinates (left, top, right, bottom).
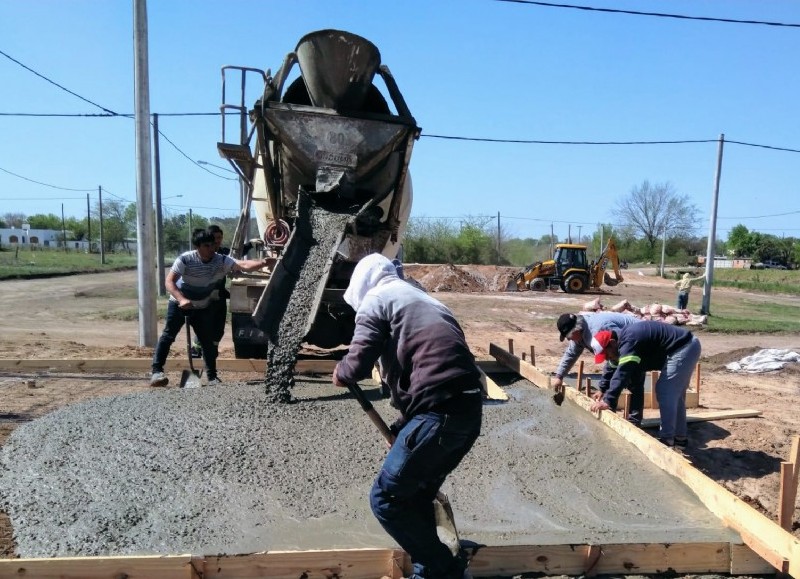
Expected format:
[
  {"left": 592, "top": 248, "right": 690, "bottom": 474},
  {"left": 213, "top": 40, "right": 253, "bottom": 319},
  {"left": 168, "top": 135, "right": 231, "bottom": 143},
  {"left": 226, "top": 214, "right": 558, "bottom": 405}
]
[{"left": 552, "top": 311, "right": 641, "bottom": 389}]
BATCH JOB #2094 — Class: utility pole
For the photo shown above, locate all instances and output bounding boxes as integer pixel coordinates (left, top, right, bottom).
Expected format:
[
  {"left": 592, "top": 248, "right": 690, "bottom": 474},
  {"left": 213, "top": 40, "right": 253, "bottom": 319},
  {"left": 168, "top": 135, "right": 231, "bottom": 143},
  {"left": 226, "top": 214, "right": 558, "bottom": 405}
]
[
  {"left": 61, "top": 204, "right": 67, "bottom": 252},
  {"left": 153, "top": 113, "right": 166, "bottom": 297},
  {"left": 133, "top": 0, "right": 158, "bottom": 346},
  {"left": 496, "top": 211, "right": 500, "bottom": 265},
  {"left": 660, "top": 225, "right": 668, "bottom": 277},
  {"left": 99, "top": 186, "right": 105, "bottom": 264},
  {"left": 86, "top": 193, "right": 91, "bottom": 253},
  {"left": 577, "top": 225, "right": 582, "bottom": 245},
  {"left": 701, "top": 134, "right": 724, "bottom": 316},
  {"left": 188, "top": 208, "right": 193, "bottom": 251},
  {"left": 550, "top": 223, "right": 554, "bottom": 258}
]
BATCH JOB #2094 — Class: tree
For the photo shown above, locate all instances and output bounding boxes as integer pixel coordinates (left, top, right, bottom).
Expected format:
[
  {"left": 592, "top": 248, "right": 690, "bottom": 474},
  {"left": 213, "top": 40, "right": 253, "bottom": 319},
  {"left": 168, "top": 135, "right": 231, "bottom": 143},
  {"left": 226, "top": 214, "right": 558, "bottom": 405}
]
[
  {"left": 614, "top": 181, "right": 699, "bottom": 250},
  {"left": 27, "top": 213, "right": 63, "bottom": 230},
  {"left": 2, "top": 213, "right": 26, "bottom": 228},
  {"left": 726, "top": 224, "right": 757, "bottom": 257}
]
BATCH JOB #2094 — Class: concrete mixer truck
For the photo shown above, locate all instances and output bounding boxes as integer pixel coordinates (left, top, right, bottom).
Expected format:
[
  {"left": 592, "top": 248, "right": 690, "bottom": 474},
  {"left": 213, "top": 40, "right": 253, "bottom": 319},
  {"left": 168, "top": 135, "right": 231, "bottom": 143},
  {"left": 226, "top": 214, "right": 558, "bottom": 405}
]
[{"left": 216, "top": 30, "right": 419, "bottom": 358}]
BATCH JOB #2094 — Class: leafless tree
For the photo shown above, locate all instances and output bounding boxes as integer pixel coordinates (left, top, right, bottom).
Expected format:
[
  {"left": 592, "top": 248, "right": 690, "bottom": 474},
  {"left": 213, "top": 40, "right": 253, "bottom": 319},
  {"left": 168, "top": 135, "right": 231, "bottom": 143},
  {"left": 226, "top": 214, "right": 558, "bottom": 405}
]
[{"left": 614, "top": 181, "right": 699, "bottom": 250}]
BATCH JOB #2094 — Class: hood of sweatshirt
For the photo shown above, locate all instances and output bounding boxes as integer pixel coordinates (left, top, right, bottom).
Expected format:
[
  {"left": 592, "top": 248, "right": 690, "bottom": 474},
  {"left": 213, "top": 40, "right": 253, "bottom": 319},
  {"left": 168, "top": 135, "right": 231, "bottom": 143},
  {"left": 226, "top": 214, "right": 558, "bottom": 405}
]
[{"left": 343, "top": 253, "right": 399, "bottom": 311}]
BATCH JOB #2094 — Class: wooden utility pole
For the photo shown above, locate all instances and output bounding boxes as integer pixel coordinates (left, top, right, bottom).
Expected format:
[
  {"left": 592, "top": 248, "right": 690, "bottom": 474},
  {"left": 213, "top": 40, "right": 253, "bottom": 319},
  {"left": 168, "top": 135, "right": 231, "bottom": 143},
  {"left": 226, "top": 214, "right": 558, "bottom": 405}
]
[
  {"left": 153, "top": 113, "right": 166, "bottom": 297},
  {"left": 98, "top": 186, "right": 105, "bottom": 264}
]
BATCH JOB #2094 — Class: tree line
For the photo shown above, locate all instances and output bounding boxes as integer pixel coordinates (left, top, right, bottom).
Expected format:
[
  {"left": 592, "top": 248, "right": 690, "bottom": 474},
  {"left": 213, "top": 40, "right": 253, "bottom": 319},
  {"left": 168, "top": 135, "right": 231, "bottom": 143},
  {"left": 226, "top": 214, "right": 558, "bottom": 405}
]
[{"left": 4, "top": 180, "right": 798, "bottom": 266}]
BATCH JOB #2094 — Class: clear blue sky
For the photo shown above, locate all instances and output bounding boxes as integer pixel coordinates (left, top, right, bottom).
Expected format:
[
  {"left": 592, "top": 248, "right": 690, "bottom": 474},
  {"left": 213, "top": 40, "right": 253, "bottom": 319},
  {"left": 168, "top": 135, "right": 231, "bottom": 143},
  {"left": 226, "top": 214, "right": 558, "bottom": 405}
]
[{"left": 1, "top": 0, "right": 798, "bottom": 242}]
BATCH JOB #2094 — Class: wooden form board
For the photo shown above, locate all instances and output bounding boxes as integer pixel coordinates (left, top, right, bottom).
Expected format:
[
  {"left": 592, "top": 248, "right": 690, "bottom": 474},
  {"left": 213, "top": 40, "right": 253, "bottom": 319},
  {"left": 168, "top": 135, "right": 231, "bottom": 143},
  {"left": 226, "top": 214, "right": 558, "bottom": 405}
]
[
  {"left": 489, "top": 341, "right": 799, "bottom": 576},
  {"left": 0, "top": 541, "right": 773, "bottom": 579},
  {"left": 640, "top": 409, "right": 762, "bottom": 428},
  {"left": 0, "top": 359, "right": 507, "bottom": 375}
]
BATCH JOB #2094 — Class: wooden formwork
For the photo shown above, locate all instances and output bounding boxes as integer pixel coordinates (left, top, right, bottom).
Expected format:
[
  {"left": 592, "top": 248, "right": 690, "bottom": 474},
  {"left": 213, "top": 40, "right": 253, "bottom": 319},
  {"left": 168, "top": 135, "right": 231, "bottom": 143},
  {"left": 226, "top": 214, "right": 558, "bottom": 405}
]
[{"left": 0, "top": 353, "right": 784, "bottom": 578}]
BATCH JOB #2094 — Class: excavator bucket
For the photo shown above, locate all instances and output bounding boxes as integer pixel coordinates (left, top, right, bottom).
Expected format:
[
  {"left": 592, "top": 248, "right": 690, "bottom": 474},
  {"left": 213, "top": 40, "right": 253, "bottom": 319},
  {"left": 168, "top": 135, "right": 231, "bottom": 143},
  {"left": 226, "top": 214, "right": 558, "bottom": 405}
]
[
  {"left": 505, "top": 273, "right": 522, "bottom": 292},
  {"left": 604, "top": 272, "right": 621, "bottom": 287}
]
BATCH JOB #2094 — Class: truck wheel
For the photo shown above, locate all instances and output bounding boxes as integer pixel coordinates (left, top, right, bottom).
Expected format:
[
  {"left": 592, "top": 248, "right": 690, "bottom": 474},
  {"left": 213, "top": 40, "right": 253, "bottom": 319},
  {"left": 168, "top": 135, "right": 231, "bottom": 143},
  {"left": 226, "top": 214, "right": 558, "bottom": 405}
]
[
  {"left": 563, "top": 274, "right": 588, "bottom": 293},
  {"left": 530, "top": 277, "right": 547, "bottom": 291}
]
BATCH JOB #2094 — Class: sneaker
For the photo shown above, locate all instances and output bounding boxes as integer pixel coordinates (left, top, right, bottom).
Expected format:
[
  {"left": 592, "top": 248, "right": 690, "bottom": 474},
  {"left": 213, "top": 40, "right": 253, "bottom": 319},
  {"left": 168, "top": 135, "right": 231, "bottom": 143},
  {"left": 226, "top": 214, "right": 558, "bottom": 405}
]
[
  {"left": 150, "top": 371, "right": 169, "bottom": 387},
  {"left": 206, "top": 377, "right": 222, "bottom": 386},
  {"left": 674, "top": 436, "right": 689, "bottom": 448}
]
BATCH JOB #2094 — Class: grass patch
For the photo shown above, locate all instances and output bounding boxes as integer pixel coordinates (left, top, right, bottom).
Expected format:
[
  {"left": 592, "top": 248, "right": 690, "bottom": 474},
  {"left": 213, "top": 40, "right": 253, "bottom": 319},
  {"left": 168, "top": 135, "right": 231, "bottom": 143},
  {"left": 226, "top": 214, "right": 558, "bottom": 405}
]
[
  {"left": 705, "top": 299, "right": 800, "bottom": 333},
  {"left": 710, "top": 268, "right": 800, "bottom": 296},
  {"left": 0, "top": 248, "right": 138, "bottom": 279}
]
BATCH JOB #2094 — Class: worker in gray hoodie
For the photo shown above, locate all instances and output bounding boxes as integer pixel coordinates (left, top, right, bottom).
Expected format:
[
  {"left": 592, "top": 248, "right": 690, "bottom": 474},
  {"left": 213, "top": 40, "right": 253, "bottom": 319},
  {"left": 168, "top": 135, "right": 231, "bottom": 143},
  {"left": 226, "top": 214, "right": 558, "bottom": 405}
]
[
  {"left": 552, "top": 311, "right": 641, "bottom": 390},
  {"left": 333, "top": 253, "right": 481, "bottom": 579}
]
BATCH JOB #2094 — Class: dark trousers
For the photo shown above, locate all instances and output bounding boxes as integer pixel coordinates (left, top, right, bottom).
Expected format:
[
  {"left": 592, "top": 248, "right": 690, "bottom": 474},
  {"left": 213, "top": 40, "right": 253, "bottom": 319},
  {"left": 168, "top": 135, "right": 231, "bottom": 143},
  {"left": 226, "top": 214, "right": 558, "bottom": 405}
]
[
  {"left": 210, "top": 298, "right": 227, "bottom": 345},
  {"left": 677, "top": 291, "right": 689, "bottom": 310},
  {"left": 369, "top": 396, "right": 481, "bottom": 579},
  {"left": 152, "top": 301, "right": 218, "bottom": 379}
]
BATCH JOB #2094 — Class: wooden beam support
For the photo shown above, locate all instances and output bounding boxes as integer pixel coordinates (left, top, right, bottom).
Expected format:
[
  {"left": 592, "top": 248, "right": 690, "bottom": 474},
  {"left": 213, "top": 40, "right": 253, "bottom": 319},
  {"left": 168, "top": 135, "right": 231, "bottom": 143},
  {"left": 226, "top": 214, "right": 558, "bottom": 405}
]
[
  {"left": 779, "top": 435, "right": 800, "bottom": 531},
  {"left": 640, "top": 409, "right": 762, "bottom": 428},
  {"left": 489, "top": 342, "right": 798, "bottom": 575},
  {"left": 576, "top": 360, "right": 584, "bottom": 394},
  {"left": 0, "top": 542, "right": 772, "bottom": 579}
]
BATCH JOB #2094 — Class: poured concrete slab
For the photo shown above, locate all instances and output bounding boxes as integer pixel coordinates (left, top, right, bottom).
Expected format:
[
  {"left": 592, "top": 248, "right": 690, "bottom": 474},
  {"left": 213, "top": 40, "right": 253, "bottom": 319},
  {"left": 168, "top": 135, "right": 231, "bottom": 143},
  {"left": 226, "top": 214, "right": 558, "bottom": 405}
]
[{"left": 0, "top": 378, "right": 736, "bottom": 558}]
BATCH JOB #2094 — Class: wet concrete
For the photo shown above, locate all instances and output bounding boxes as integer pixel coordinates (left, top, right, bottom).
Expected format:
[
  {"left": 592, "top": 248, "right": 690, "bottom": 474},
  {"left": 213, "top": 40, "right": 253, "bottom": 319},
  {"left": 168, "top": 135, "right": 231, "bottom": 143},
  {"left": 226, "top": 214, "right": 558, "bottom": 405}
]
[
  {"left": 0, "top": 378, "right": 736, "bottom": 558},
  {"left": 264, "top": 202, "right": 351, "bottom": 403}
]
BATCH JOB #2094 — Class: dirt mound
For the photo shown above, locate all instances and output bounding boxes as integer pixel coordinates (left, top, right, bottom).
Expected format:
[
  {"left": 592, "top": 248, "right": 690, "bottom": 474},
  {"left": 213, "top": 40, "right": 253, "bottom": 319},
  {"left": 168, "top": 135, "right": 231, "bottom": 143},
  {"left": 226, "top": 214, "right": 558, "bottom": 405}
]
[
  {"left": 408, "top": 264, "right": 519, "bottom": 293},
  {"left": 415, "top": 264, "right": 488, "bottom": 293}
]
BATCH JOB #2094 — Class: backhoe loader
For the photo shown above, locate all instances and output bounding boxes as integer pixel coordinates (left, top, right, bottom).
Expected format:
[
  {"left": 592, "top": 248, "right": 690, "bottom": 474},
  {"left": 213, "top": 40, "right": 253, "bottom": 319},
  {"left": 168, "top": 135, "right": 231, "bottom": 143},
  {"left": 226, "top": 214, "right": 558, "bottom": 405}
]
[{"left": 506, "top": 238, "right": 624, "bottom": 293}]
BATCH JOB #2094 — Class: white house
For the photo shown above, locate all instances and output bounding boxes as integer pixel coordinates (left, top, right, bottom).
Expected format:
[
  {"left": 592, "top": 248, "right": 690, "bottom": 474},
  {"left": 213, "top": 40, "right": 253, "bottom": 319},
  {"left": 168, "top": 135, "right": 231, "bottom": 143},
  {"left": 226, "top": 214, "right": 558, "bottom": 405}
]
[{"left": 0, "top": 227, "right": 90, "bottom": 251}]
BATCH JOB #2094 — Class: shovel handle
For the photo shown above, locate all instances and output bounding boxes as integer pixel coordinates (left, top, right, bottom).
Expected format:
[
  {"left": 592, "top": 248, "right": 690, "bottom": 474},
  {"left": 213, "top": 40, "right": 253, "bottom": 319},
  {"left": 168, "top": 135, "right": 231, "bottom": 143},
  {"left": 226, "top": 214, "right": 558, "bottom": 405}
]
[{"left": 346, "top": 382, "right": 395, "bottom": 444}]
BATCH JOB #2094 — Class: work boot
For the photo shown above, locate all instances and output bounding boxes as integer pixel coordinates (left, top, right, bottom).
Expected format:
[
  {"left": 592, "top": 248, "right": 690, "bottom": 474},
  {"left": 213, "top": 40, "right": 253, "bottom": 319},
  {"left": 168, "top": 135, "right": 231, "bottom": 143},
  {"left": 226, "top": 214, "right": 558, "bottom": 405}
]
[
  {"left": 674, "top": 436, "right": 689, "bottom": 448},
  {"left": 659, "top": 437, "right": 675, "bottom": 447},
  {"left": 150, "top": 371, "right": 169, "bottom": 387}
]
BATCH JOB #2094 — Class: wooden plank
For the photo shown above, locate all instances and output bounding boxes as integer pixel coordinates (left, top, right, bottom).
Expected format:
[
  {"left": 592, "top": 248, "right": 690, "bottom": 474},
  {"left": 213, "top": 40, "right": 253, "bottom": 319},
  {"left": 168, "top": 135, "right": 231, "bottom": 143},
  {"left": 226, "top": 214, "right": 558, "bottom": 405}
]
[
  {"left": 201, "top": 548, "right": 399, "bottom": 579},
  {"left": 779, "top": 435, "right": 800, "bottom": 531},
  {"left": 0, "top": 358, "right": 508, "bottom": 375},
  {"left": 730, "top": 542, "right": 777, "bottom": 574},
  {"left": 0, "top": 542, "right": 760, "bottom": 578},
  {"left": 0, "top": 554, "right": 191, "bottom": 579},
  {"left": 489, "top": 344, "right": 793, "bottom": 575},
  {"left": 489, "top": 343, "right": 551, "bottom": 389},
  {"left": 0, "top": 358, "right": 333, "bottom": 374},
  {"left": 640, "top": 409, "right": 762, "bottom": 428},
  {"left": 478, "top": 366, "right": 509, "bottom": 401}
]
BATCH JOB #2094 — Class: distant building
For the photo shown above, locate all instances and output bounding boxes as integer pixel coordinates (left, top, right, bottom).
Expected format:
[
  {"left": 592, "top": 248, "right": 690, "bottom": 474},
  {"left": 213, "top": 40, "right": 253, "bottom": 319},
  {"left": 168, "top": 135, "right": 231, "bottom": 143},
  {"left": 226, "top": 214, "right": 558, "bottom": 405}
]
[
  {"left": 0, "top": 227, "right": 89, "bottom": 251},
  {"left": 696, "top": 255, "right": 752, "bottom": 269}
]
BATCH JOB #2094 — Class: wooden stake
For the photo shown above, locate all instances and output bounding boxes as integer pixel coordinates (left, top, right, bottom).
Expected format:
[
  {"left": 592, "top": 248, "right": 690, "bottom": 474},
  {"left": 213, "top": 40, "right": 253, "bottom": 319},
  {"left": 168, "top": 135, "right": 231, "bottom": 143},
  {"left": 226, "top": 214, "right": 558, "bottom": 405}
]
[
  {"left": 692, "top": 364, "right": 702, "bottom": 407},
  {"left": 650, "top": 371, "right": 660, "bottom": 409},
  {"left": 778, "top": 436, "right": 800, "bottom": 531},
  {"left": 585, "top": 377, "right": 592, "bottom": 396},
  {"left": 521, "top": 352, "right": 526, "bottom": 361},
  {"left": 530, "top": 345, "right": 536, "bottom": 366},
  {"left": 508, "top": 338, "right": 514, "bottom": 356},
  {"left": 576, "top": 360, "right": 584, "bottom": 393}
]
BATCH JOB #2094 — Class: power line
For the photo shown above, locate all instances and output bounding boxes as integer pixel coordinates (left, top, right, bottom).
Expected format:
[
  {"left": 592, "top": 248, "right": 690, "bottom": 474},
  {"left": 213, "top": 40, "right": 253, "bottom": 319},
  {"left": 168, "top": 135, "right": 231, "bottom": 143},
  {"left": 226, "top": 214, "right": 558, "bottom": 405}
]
[
  {"left": 0, "top": 165, "right": 96, "bottom": 192},
  {"left": 0, "top": 49, "right": 120, "bottom": 115},
  {"left": 423, "top": 135, "right": 717, "bottom": 145},
  {"left": 494, "top": 0, "right": 800, "bottom": 28}
]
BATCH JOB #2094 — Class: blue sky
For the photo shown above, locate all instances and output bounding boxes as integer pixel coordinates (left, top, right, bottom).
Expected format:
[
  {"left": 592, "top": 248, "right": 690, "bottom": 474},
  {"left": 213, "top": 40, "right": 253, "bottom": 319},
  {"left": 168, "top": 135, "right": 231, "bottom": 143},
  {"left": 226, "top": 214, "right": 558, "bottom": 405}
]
[{"left": 1, "top": 0, "right": 798, "bottom": 242}]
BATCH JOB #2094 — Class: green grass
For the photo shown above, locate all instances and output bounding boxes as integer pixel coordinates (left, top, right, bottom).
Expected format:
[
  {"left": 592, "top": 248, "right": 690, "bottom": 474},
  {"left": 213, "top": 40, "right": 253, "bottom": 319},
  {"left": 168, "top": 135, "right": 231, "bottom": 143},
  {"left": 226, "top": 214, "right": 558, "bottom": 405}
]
[
  {"left": 0, "top": 247, "right": 138, "bottom": 279},
  {"left": 705, "top": 298, "right": 800, "bottom": 334},
  {"left": 708, "top": 268, "right": 800, "bottom": 296}
]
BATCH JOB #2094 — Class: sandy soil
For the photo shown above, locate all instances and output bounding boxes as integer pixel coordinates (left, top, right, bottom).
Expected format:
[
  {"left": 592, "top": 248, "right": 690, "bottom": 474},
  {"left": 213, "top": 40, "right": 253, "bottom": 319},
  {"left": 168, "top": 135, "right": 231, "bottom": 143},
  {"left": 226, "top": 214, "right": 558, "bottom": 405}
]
[{"left": 1, "top": 266, "right": 799, "bottom": 558}]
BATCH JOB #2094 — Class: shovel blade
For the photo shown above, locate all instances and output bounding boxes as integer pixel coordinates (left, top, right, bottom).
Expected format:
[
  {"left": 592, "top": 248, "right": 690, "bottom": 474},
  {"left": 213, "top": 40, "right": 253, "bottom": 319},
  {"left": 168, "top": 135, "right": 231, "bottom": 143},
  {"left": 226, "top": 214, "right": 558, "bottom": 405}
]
[
  {"left": 180, "top": 370, "right": 203, "bottom": 389},
  {"left": 434, "top": 493, "right": 460, "bottom": 556}
]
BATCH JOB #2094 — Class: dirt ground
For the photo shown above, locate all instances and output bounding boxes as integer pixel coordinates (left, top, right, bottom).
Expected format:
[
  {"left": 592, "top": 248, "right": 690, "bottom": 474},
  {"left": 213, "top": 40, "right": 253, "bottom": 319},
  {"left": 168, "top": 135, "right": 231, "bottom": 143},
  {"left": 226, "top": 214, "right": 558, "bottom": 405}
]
[{"left": 1, "top": 265, "right": 799, "bottom": 559}]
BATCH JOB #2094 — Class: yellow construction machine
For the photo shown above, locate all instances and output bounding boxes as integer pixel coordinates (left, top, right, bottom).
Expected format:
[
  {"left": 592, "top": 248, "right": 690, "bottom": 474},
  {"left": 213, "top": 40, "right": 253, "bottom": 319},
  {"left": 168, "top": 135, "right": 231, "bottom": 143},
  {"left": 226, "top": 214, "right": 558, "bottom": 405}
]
[{"left": 506, "top": 238, "right": 624, "bottom": 293}]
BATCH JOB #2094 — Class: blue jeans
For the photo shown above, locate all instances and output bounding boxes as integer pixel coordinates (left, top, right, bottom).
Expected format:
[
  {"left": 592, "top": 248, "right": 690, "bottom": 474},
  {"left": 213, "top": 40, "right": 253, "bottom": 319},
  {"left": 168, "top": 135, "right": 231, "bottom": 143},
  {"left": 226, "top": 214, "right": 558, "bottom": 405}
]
[
  {"left": 656, "top": 336, "right": 701, "bottom": 441},
  {"left": 370, "top": 397, "right": 482, "bottom": 579},
  {"left": 677, "top": 291, "right": 689, "bottom": 310},
  {"left": 152, "top": 301, "right": 218, "bottom": 378}
]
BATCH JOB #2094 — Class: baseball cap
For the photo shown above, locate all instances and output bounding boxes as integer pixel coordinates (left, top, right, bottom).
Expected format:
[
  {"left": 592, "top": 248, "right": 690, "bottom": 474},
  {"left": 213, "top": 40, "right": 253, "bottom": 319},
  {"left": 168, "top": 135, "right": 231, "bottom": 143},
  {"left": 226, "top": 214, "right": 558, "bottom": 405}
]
[
  {"left": 557, "top": 313, "right": 578, "bottom": 342},
  {"left": 591, "top": 330, "right": 613, "bottom": 364}
]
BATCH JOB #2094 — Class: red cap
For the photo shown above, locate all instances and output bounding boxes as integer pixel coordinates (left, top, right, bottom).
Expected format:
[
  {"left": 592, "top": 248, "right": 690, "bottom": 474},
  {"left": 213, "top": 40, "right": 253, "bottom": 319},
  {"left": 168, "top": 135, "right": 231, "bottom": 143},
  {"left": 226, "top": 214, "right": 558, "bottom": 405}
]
[{"left": 591, "top": 330, "right": 613, "bottom": 364}]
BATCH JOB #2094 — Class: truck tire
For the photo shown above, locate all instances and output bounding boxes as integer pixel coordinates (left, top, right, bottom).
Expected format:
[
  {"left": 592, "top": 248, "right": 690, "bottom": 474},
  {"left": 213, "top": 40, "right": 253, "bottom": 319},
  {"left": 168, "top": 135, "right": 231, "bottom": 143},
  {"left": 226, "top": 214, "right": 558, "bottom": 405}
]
[
  {"left": 529, "top": 277, "right": 547, "bottom": 291},
  {"left": 563, "top": 274, "right": 588, "bottom": 294}
]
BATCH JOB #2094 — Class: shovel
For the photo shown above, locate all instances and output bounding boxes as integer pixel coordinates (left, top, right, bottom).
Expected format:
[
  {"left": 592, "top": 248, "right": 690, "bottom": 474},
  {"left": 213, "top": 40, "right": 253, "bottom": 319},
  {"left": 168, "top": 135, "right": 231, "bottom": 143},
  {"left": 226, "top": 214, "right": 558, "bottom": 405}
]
[
  {"left": 345, "top": 381, "right": 461, "bottom": 557},
  {"left": 179, "top": 315, "right": 203, "bottom": 389}
]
